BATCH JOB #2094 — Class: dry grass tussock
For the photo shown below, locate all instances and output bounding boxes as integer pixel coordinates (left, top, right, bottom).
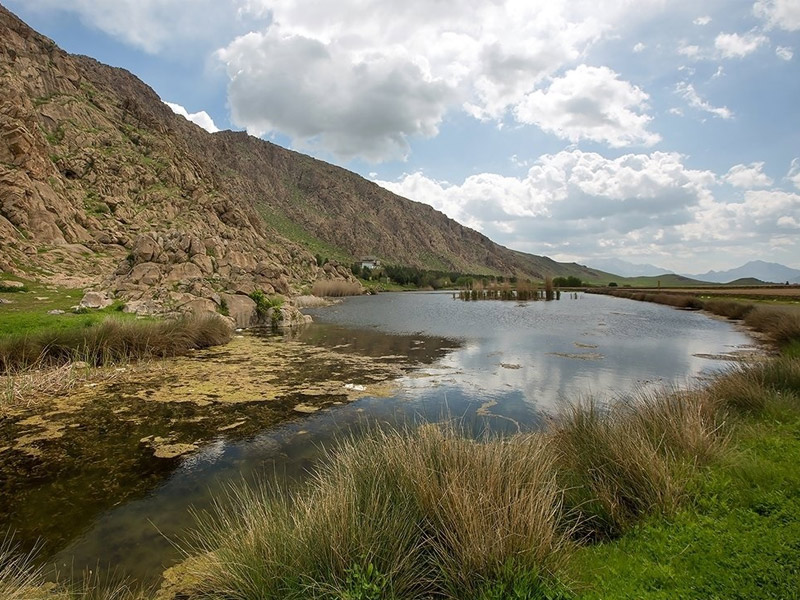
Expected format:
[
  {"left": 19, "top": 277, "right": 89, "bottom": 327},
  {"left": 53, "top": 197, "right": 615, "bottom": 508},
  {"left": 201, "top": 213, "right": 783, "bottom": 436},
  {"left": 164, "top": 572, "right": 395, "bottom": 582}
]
[
  {"left": 311, "top": 280, "right": 363, "bottom": 297},
  {"left": 0, "top": 534, "right": 149, "bottom": 600},
  {"left": 552, "top": 388, "right": 724, "bottom": 538},
  {"left": 186, "top": 424, "right": 571, "bottom": 599},
  {"left": 291, "top": 295, "right": 335, "bottom": 308},
  {"left": 0, "top": 315, "right": 231, "bottom": 373}
]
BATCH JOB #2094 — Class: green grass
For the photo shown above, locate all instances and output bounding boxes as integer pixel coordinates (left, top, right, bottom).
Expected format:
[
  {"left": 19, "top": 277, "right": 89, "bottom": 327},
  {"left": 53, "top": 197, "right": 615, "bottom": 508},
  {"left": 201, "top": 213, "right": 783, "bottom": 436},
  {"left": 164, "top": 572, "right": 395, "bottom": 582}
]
[
  {"left": 0, "top": 278, "right": 131, "bottom": 338},
  {"left": 256, "top": 203, "right": 354, "bottom": 265},
  {"left": 570, "top": 416, "right": 800, "bottom": 600}
]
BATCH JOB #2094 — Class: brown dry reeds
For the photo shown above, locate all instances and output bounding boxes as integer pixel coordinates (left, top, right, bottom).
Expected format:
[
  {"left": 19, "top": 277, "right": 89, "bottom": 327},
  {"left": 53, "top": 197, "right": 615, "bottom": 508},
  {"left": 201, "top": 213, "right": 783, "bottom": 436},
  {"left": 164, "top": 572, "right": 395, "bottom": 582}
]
[
  {"left": 551, "top": 387, "right": 723, "bottom": 539},
  {"left": 744, "top": 305, "right": 800, "bottom": 345},
  {"left": 311, "top": 279, "right": 363, "bottom": 297},
  {"left": 186, "top": 424, "right": 571, "bottom": 599},
  {"left": 0, "top": 315, "right": 231, "bottom": 373}
]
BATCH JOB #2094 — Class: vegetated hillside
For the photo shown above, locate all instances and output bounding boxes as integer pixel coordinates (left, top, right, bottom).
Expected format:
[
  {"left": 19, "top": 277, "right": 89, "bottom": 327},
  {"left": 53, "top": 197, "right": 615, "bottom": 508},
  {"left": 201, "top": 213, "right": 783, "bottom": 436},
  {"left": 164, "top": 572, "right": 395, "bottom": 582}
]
[{"left": 0, "top": 4, "right": 609, "bottom": 316}]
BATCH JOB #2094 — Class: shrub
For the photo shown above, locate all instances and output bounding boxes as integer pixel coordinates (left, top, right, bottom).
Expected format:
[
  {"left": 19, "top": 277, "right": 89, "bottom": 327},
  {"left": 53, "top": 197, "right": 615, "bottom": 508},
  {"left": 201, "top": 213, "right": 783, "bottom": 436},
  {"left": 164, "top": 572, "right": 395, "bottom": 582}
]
[{"left": 249, "top": 290, "right": 283, "bottom": 317}]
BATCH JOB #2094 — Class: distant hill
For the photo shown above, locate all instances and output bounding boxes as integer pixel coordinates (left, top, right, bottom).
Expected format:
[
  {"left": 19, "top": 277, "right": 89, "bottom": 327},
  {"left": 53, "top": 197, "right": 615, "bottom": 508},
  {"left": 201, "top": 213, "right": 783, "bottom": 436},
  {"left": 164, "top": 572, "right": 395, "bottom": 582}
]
[
  {"left": 584, "top": 257, "right": 672, "bottom": 278},
  {"left": 686, "top": 261, "right": 800, "bottom": 284},
  {"left": 725, "top": 278, "right": 768, "bottom": 286}
]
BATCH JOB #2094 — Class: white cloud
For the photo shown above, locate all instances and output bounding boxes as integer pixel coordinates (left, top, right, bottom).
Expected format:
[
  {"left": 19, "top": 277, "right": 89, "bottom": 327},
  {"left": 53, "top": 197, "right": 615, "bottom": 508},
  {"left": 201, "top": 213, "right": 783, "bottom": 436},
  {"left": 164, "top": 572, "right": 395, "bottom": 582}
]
[
  {"left": 788, "top": 158, "right": 800, "bottom": 189},
  {"left": 215, "top": 0, "right": 672, "bottom": 161},
  {"left": 376, "top": 150, "right": 716, "bottom": 258},
  {"left": 165, "top": 102, "right": 220, "bottom": 133},
  {"left": 513, "top": 65, "right": 660, "bottom": 147},
  {"left": 678, "top": 43, "right": 701, "bottom": 58},
  {"left": 723, "top": 162, "right": 774, "bottom": 188},
  {"left": 17, "top": 0, "right": 260, "bottom": 53},
  {"left": 714, "top": 31, "right": 768, "bottom": 58},
  {"left": 754, "top": 0, "right": 800, "bottom": 31},
  {"left": 675, "top": 82, "right": 733, "bottom": 119},
  {"left": 633, "top": 42, "right": 646, "bottom": 52},
  {"left": 217, "top": 30, "right": 452, "bottom": 161},
  {"left": 776, "top": 45, "right": 794, "bottom": 60},
  {"left": 694, "top": 16, "right": 712, "bottom": 25}
]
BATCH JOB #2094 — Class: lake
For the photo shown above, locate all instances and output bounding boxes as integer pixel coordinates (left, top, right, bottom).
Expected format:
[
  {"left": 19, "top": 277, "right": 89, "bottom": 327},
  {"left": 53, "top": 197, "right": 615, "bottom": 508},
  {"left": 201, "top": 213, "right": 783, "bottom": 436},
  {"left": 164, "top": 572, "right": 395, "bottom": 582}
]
[{"left": 1, "top": 291, "right": 755, "bottom": 582}]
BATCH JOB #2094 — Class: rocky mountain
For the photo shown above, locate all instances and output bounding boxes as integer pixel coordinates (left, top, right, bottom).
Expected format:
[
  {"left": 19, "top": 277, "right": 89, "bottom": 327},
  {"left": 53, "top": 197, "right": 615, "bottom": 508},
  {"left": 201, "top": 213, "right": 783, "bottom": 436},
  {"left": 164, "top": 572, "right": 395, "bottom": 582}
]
[
  {"left": 685, "top": 261, "right": 800, "bottom": 284},
  {"left": 0, "top": 5, "right": 609, "bottom": 318}
]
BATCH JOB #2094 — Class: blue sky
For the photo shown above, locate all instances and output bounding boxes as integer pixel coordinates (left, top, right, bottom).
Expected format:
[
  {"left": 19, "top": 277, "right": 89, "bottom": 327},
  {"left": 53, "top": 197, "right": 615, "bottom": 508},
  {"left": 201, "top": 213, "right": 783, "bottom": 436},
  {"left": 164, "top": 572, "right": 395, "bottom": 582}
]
[{"left": 8, "top": 0, "right": 800, "bottom": 273}]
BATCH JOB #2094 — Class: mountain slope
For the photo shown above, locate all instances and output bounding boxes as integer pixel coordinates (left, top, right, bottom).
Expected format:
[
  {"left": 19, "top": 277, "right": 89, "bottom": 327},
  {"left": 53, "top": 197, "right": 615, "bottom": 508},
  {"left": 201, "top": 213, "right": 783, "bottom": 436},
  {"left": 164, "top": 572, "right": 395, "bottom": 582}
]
[{"left": 0, "top": 5, "right": 608, "bottom": 315}]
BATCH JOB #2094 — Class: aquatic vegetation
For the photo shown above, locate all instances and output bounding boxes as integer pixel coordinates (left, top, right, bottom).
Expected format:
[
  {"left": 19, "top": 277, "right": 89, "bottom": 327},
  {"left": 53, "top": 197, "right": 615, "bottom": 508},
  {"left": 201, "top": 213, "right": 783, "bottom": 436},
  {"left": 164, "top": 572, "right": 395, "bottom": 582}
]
[{"left": 311, "top": 280, "right": 363, "bottom": 297}]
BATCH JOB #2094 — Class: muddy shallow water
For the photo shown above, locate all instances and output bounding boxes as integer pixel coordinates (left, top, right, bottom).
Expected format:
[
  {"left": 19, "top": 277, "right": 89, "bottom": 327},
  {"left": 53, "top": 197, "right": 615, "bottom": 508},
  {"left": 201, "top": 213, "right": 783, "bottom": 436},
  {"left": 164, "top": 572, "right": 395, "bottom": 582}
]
[{"left": 0, "top": 292, "right": 756, "bottom": 582}]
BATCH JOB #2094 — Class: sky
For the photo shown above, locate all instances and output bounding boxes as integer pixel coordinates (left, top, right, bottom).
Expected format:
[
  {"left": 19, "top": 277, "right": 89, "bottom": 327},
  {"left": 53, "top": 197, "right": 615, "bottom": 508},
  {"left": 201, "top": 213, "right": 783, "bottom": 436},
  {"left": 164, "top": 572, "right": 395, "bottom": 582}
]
[{"left": 7, "top": 0, "right": 800, "bottom": 273}]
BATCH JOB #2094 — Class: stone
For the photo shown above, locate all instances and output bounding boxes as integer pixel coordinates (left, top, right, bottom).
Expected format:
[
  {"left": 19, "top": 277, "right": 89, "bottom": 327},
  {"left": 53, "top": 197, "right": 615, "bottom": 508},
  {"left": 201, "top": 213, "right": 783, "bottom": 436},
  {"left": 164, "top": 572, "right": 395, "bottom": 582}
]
[
  {"left": 219, "top": 293, "right": 257, "bottom": 328},
  {"left": 164, "top": 262, "right": 203, "bottom": 284},
  {"left": 79, "top": 291, "right": 112, "bottom": 309},
  {"left": 129, "top": 262, "right": 162, "bottom": 286},
  {"left": 47, "top": 309, "right": 65, "bottom": 315},
  {"left": 1, "top": 280, "right": 25, "bottom": 289},
  {"left": 191, "top": 253, "right": 214, "bottom": 275},
  {"left": 131, "top": 234, "right": 163, "bottom": 263}
]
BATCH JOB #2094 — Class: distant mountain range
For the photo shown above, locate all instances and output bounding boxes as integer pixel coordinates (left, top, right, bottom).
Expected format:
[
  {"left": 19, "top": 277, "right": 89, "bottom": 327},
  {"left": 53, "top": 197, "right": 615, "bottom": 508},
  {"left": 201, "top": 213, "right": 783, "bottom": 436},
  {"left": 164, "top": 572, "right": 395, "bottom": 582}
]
[
  {"left": 684, "top": 261, "right": 800, "bottom": 285},
  {"left": 584, "top": 258, "right": 673, "bottom": 278},
  {"left": 585, "top": 258, "right": 800, "bottom": 284}
]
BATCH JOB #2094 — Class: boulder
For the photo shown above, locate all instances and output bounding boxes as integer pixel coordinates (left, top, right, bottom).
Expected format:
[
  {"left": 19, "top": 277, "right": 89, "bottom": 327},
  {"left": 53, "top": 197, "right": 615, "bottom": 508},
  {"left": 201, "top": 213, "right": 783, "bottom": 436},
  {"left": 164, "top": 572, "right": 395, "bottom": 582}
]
[
  {"left": 220, "top": 293, "right": 257, "bottom": 328},
  {"left": 79, "top": 290, "right": 112, "bottom": 309},
  {"left": 129, "top": 262, "right": 162, "bottom": 286},
  {"left": 164, "top": 262, "right": 204, "bottom": 284}
]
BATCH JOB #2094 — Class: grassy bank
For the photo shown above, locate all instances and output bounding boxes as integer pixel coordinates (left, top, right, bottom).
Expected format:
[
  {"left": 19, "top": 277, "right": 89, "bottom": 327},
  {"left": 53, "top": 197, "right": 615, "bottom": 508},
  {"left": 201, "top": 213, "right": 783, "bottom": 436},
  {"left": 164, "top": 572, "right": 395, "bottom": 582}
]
[{"left": 0, "top": 315, "right": 232, "bottom": 372}]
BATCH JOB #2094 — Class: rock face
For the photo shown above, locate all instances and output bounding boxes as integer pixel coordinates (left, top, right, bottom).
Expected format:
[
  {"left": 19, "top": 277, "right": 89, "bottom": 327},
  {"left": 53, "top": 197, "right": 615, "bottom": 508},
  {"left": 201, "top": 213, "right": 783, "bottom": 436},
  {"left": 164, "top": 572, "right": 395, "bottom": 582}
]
[{"left": 0, "top": 5, "right": 607, "bottom": 316}]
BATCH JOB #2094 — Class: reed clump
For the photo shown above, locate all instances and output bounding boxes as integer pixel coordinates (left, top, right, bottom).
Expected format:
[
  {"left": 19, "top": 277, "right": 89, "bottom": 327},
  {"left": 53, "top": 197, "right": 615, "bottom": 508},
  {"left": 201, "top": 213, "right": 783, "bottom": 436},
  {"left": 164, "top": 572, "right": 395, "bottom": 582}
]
[
  {"left": 186, "top": 424, "right": 571, "bottom": 599},
  {"left": 311, "top": 280, "right": 363, "bottom": 297},
  {"left": 0, "top": 315, "right": 231, "bottom": 372}
]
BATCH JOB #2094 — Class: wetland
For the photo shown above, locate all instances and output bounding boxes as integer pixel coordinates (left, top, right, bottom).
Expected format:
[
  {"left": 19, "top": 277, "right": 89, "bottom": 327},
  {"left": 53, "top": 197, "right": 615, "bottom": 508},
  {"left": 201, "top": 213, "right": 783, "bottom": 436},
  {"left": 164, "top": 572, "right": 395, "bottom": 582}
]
[{"left": 0, "top": 291, "right": 758, "bottom": 583}]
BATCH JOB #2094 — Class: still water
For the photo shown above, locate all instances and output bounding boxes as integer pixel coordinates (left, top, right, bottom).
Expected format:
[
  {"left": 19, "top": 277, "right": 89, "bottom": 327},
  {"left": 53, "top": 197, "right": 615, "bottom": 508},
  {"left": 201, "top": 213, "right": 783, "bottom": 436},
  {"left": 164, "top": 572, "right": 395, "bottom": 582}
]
[{"left": 1, "top": 292, "right": 754, "bottom": 582}]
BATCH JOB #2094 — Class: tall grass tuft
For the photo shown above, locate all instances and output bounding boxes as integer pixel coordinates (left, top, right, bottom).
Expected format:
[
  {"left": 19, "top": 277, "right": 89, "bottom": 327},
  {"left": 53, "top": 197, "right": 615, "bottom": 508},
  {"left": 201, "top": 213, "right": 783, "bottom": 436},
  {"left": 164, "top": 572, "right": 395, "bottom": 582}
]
[
  {"left": 311, "top": 280, "right": 363, "bottom": 298},
  {"left": 744, "top": 305, "right": 800, "bottom": 345},
  {"left": 551, "top": 388, "right": 724, "bottom": 538},
  {"left": 186, "top": 424, "right": 571, "bottom": 599},
  {"left": 0, "top": 315, "right": 231, "bottom": 372}
]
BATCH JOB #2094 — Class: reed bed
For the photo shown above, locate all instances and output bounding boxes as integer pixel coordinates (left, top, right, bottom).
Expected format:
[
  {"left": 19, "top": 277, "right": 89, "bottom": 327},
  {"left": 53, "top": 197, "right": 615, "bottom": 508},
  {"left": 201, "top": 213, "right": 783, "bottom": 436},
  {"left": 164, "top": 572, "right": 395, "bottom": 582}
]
[
  {"left": 0, "top": 315, "right": 231, "bottom": 373},
  {"left": 311, "top": 280, "right": 363, "bottom": 298}
]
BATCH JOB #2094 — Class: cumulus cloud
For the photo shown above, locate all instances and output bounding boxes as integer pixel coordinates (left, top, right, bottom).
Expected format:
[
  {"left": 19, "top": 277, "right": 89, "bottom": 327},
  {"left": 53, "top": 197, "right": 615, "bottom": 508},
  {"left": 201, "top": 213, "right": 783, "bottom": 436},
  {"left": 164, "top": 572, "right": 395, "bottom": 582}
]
[
  {"left": 513, "top": 65, "right": 660, "bottom": 147},
  {"left": 16, "top": 0, "right": 261, "bottom": 53},
  {"left": 723, "top": 162, "right": 774, "bottom": 188},
  {"left": 376, "top": 150, "right": 715, "bottom": 257},
  {"left": 678, "top": 43, "right": 701, "bottom": 58},
  {"left": 675, "top": 82, "right": 733, "bottom": 119},
  {"left": 165, "top": 102, "right": 220, "bottom": 133},
  {"left": 776, "top": 45, "right": 794, "bottom": 59},
  {"left": 215, "top": 0, "right": 670, "bottom": 160},
  {"left": 694, "top": 16, "right": 712, "bottom": 25},
  {"left": 377, "top": 150, "right": 800, "bottom": 268},
  {"left": 754, "top": 0, "right": 800, "bottom": 31},
  {"left": 633, "top": 42, "right": 646, "bottom": 52},
  {"left": 216, "top": 30, "right": 452, "bottom": 161},
  {"left": 789, "top": 158, "right": 800, "bottom": 189},
  {"left": 714, "top": 31, "right": 768, "bottom": 58}
]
